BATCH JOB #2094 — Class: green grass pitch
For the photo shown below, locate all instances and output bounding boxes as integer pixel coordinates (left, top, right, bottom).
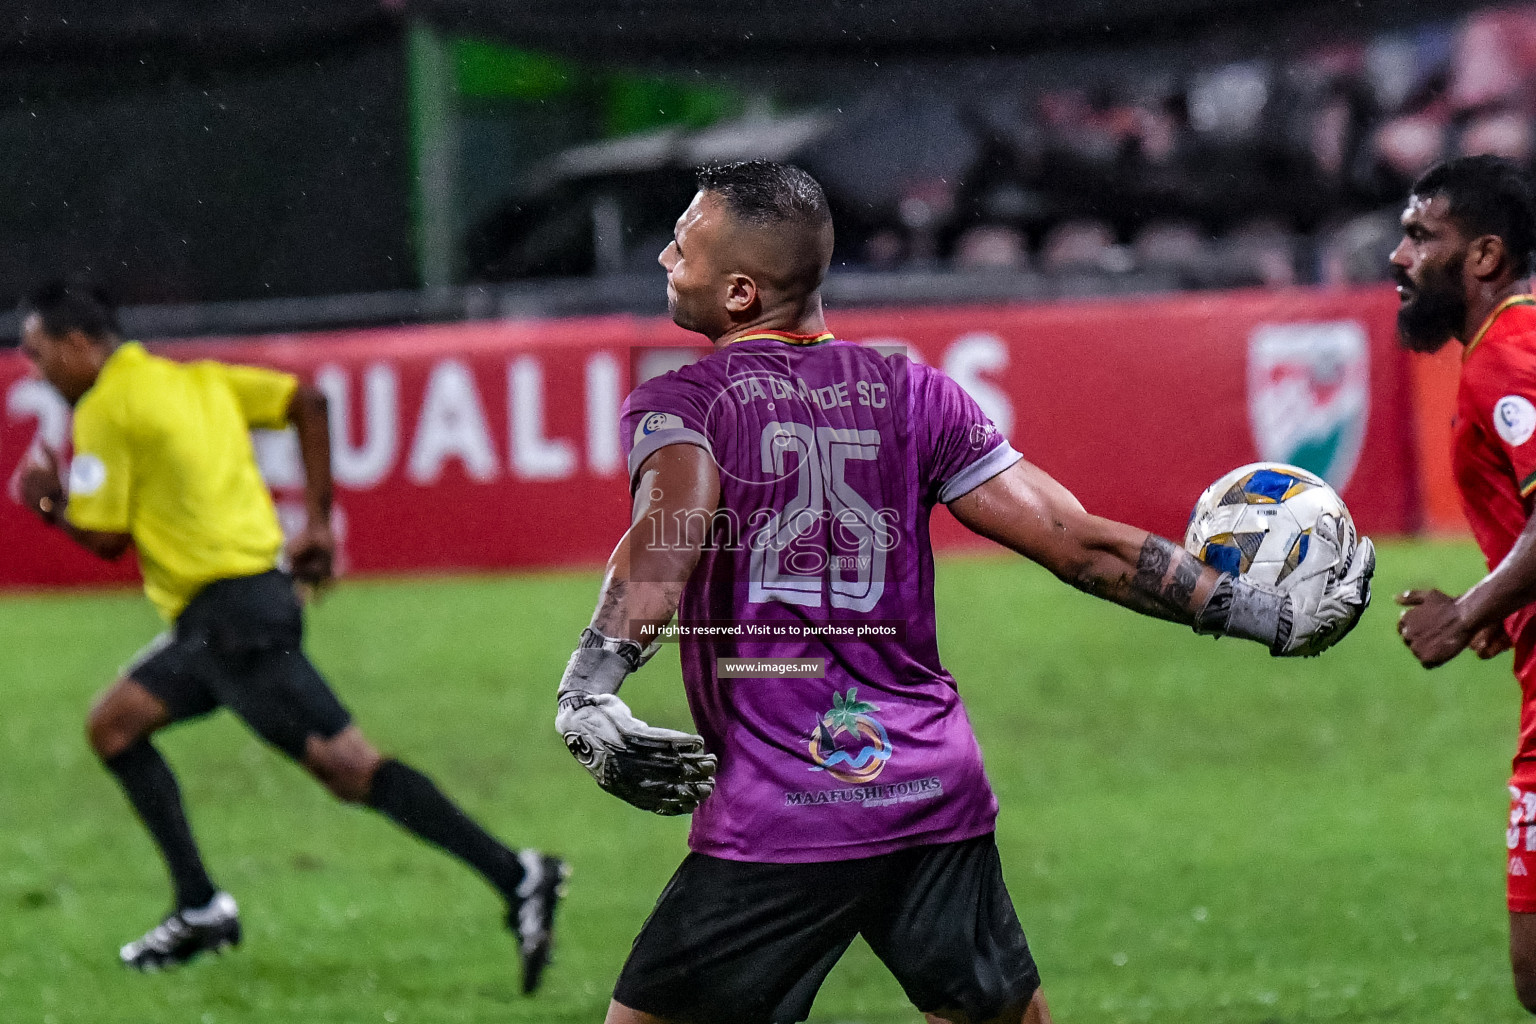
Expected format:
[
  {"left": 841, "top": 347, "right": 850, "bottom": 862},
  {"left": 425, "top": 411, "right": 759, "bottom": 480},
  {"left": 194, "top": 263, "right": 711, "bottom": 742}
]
[{"left": 0, "top": 539, "right": 1524, "bottom": 1022}]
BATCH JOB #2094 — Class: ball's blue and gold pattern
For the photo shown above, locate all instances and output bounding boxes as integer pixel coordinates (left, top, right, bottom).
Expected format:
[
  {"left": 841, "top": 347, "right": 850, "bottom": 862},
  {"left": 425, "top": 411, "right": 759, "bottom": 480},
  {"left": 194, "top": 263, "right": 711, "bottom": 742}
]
[{"left": 1184, "top": 462, "right": 1355, "bottom": 587}]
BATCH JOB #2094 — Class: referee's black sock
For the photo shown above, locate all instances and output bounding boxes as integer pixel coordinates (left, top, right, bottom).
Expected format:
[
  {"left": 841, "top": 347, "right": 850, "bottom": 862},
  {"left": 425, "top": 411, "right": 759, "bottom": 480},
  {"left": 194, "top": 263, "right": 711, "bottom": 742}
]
[
  {"left": 366, "top": 759, "right": 526, "bottom": 900},
  {"left": 103, "top": 740, "right": 218, "bottom": 911}
]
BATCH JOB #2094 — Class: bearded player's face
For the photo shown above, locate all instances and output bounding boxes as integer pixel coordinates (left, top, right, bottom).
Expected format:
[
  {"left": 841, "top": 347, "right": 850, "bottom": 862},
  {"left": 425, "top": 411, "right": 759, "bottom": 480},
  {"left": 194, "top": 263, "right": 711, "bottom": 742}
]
[
  {"left": 1390, "top": 192, "right": 1470, "bottom": 354},
  {"left": 659, "top": 191, "right": 731, "bottom": 339}
]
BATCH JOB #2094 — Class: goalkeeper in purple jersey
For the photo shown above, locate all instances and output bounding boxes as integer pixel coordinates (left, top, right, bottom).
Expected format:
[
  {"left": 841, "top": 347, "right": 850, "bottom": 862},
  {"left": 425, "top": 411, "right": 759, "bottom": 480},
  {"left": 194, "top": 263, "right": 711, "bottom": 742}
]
[{"left": 554, "top": 160, "right": 1375, "bottom": 1024}]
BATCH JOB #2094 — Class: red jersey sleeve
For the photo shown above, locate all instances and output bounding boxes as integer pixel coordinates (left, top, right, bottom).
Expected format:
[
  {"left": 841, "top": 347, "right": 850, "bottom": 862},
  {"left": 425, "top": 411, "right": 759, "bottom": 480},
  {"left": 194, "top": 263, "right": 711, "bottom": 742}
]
[{"left": 1465, "top": 342, "right": 1536, "bottom": 498}]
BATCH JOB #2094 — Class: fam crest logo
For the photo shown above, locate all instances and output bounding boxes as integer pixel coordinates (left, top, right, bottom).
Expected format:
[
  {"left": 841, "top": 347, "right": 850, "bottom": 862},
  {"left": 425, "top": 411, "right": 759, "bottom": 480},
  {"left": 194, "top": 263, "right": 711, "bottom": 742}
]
[
  {"left": 1247, "top": 321, "right": 1369, "bottom": 491},
  {"left": 807, "top": 688, "right": 893, "bottom": 785}
]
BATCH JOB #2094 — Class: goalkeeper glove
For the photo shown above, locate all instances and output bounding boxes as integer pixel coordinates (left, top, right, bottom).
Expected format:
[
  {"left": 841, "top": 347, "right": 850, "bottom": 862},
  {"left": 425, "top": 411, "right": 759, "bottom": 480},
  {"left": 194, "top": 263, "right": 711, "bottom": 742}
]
[
  {"left": 555, "top": 628, "right": 717, "bottom": 815},
  {"left": 1195, "top": 515, "right": 1375, "bottom": 657}
]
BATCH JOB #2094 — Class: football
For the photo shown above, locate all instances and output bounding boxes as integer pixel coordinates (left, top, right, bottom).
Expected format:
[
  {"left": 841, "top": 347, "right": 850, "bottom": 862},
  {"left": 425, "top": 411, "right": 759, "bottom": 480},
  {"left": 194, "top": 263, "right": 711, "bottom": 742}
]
[{"left": 1183, "top": 462, "right": 1355, "bottom": 586}]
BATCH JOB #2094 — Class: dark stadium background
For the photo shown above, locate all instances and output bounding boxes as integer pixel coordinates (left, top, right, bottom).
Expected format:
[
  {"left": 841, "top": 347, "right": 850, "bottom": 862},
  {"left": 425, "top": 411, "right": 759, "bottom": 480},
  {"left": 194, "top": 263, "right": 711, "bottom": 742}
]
[{"left": 0, "top": 0, "right": 1502, "bottom": 337}]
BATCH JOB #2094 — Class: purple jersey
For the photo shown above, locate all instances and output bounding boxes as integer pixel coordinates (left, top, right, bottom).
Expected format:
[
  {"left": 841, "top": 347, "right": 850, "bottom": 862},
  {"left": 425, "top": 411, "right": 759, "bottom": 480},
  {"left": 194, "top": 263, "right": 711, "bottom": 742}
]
[{"left": 621, "top": 335, "right": 1021, "bottom": 862}]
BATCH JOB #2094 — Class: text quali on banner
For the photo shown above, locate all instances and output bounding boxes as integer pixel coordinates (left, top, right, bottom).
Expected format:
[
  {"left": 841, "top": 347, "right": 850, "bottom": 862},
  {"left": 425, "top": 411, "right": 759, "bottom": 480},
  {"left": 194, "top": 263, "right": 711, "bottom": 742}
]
[{"left": 0, "top": 287, "right": 1419, "bottom": 590}]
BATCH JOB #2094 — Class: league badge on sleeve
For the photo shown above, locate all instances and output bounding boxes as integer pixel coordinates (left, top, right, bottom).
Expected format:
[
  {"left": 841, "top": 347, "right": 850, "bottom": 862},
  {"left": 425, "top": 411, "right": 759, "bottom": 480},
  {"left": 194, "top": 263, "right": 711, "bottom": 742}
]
[
  {"left": 68, "top": 453, "right": 107, "bottom": 496},
  {"left": 634, "top": 412, "right": 684, "bottom": 445},
  {"left": 1495, "top": 395, "right": 1536, "bottom": 447}
]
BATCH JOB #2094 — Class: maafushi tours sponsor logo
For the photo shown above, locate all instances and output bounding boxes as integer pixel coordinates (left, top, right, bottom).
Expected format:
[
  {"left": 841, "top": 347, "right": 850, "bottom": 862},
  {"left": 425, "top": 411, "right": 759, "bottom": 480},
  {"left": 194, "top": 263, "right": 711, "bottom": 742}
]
[
  {"left": 807, "top": 688, "right": 893, "bottom": 785},
  {"left": 784, "top": 777, "right": 944, "bottom": 808}
]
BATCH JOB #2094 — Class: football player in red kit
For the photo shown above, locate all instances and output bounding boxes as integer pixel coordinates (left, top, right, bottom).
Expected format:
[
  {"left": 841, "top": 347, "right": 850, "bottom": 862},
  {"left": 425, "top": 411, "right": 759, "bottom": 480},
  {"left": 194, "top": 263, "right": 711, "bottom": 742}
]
[{"left": 1393, "top": 155, "right": 1536, "bottom": 1014}]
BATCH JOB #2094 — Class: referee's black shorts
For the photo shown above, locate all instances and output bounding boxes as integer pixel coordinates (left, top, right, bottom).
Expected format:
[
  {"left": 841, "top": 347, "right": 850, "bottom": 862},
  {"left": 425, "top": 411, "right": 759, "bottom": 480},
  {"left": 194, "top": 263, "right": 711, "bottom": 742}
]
[
  {"left": 124, "top": 569, "right": 351, "bottom": 760},
  {"left": 613, "top": 832, "right": 1041, "bottom": 1024}
]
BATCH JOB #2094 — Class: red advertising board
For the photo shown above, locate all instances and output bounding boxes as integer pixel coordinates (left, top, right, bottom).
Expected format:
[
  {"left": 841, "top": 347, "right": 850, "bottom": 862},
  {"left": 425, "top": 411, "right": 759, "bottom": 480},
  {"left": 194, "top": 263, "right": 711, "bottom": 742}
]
[{"left": 0, "top": 286, "right": 1415, "bottom": 591}]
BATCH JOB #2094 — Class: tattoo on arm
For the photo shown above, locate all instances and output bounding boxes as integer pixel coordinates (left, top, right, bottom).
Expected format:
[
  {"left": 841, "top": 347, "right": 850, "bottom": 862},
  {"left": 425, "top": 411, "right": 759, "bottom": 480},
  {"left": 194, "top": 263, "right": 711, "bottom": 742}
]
[
  {"left": 1128, "top": 537, "right": 1204, "bottom": 621},
  {"left": 593, "top": 579, "right": 629, "bottom": 635},
  {"left": 1131, "top": 538, "right": 1172, "bottom": 594},
  {"left": 1168, "top": 546, "right": 1201, "bottom": 606},
  {"left": 1073, "top": 536, "right": 1207, "bottom": 623}
]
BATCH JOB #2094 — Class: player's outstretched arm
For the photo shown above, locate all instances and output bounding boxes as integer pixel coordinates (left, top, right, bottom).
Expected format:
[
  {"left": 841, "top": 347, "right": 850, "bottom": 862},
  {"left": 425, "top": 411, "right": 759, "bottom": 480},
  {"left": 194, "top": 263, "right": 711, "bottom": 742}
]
[
  {"left": 949, "top": 458, "right": 1373, "bottom": 656},
  {"left": 948, "top": 457, "right": 1222, "bottom": 621},
  {"left": 1399, "top": 507, "right": 1536, "bottom": 667},
  {"left": 556, "top": 443, "right": 721, "bottom": 815}
]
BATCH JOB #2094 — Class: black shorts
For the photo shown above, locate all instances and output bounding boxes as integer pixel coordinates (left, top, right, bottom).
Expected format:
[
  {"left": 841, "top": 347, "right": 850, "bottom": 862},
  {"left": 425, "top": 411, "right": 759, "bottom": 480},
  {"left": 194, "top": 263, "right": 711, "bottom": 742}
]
[
  {"left": 613, "top": 833, "right": 1040, "bottom": 1024},
  {"left": 126, "top": 569, "right": 351, "bottom": 760}
]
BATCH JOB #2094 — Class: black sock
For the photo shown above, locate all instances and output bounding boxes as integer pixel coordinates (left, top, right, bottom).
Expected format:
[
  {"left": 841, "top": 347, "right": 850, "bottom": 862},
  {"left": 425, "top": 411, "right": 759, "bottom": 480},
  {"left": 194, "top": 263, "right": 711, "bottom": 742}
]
[
  {"left": 103, "top": 740, "right": 218, "bottom": 911},
  {"left": 366, "top": 759, "right": 525, "bottom": 899}
]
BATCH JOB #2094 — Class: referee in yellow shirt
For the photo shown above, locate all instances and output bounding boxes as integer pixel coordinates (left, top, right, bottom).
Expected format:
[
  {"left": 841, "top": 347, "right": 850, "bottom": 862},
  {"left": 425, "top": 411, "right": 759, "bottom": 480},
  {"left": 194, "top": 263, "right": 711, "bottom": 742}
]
[{"left": 13, "top": 280, "right": 566, "bottom": 991}]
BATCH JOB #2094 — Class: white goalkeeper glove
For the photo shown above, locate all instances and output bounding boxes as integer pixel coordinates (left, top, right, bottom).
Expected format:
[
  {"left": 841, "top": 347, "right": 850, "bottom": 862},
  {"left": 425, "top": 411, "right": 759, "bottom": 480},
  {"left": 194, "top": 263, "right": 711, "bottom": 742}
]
[
  {"left": 555, "top": 628, "right": 717, "bottom": 815},
  {"left": 1196, "top": 515, "right": 1375, "bottom": 657}
]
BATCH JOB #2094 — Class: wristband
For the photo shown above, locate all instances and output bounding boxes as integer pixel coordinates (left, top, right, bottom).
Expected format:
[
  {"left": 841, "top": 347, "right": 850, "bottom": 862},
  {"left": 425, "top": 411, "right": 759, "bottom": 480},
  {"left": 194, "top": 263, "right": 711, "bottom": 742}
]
[
  {"left": 557, "top": 628, "right": 643, "bottom": 703},
  {"left": 578, "top": 626, "right": 648, "bottom": 672},
  {"left": 1193, "top": 574, "right": 1290, "bottom": 651}
]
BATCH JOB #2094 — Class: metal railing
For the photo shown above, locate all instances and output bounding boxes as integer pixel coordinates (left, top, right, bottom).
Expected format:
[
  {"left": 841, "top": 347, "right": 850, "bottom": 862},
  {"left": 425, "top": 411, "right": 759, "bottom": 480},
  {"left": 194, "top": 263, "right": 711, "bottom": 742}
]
[{"left": 0, "top": 268, "right": 1180, "bottom": 345}]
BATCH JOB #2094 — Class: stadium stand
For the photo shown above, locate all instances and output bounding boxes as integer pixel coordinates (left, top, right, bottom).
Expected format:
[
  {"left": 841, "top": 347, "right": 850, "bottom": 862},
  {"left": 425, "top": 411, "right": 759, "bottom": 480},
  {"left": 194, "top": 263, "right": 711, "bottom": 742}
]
[{"left": 0, "top": 0, "right": 1526, "bottom": 339}]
